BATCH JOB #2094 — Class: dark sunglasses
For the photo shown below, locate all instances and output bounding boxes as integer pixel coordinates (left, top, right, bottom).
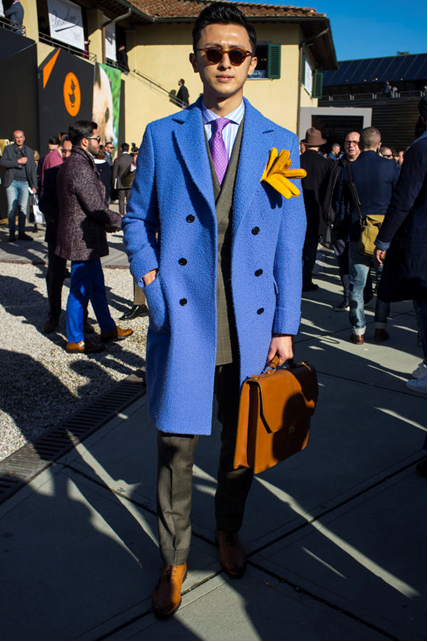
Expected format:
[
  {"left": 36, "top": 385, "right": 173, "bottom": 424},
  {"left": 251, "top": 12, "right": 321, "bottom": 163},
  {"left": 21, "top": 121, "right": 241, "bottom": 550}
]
[
  {"left": 86, "top": 135, "right": 101, "bottom": 142},
  {"left": 196, "top": 46, "right": 253, "bottom": 66}
]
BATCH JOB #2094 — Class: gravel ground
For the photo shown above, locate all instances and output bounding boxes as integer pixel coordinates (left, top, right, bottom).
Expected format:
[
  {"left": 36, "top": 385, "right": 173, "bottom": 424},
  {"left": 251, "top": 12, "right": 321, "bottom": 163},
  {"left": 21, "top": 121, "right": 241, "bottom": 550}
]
[{"left": 0, "top": 261, "right": 148, "bottom": 461}]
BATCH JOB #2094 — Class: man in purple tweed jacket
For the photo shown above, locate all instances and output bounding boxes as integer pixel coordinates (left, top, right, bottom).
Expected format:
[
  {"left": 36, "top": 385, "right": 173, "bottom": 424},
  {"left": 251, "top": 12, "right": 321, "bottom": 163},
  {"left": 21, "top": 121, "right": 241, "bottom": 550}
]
[{"left": 56, "top": 120, "right": 133, "bottom": 354}]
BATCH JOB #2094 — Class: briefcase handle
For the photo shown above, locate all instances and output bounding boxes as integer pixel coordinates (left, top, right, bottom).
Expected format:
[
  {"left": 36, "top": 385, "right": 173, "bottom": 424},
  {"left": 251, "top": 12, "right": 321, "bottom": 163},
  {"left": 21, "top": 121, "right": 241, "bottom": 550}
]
[{"left": 264, "top": 354, "right": 300, "bottom": 374}]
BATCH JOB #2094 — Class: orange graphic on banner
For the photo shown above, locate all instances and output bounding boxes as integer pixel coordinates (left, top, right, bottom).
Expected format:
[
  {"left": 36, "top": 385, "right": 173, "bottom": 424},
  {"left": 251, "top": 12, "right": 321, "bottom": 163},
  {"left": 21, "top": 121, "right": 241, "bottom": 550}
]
[
  {"left": 43, "top": 49, "right": 60, "bottom": 88},
  {"left": 63, "top": 73, "right": 81, "bottom": 117}
]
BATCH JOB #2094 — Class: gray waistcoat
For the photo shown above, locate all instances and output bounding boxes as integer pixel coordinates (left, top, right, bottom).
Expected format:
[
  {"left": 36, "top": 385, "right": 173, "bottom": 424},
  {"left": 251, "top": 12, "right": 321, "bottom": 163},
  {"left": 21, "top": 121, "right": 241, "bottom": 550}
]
[{"left": 205, "top": 120, "right": 244, "bottom": 365}]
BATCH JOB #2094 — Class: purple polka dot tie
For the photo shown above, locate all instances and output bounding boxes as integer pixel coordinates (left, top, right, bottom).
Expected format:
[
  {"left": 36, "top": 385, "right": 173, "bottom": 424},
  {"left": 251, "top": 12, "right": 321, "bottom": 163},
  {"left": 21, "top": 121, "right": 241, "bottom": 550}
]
[{"left": 209, "top": 118, "right": 231, "bottom": 186}]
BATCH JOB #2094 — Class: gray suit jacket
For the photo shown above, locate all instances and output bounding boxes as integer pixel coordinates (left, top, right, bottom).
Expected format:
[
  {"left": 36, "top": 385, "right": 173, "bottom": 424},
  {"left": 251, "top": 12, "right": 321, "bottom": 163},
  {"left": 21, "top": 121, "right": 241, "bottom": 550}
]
[
  {"left": 0, "top": 143, "right": 37, "bottom": 189},
  {"left": 112, "top": 153, "right": 132, "bottom": 189}
]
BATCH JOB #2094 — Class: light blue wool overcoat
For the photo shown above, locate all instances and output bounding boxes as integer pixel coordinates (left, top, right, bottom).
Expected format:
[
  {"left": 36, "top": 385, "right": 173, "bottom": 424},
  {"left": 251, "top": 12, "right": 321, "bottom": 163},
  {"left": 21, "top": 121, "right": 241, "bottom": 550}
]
[{"left": 122, "top": 97, "right": 307, "bottom": 436}]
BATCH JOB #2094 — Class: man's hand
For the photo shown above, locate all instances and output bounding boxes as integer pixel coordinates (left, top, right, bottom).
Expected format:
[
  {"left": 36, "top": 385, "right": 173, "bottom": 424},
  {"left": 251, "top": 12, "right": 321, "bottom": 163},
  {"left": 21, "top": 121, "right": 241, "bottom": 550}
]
[
  {"left": 374, "top": 248, "right": 385, "bottom": 266},
  {"left": 266, "top": 334, "right": 293, "bottom": 367},
  {"left": 17, "top": 157, "right": 27, "bottom": 165},
  {"left": 143, "top": 268, "right": 159, "bottom": 287},
  {"left": 32, "top": 188, "right": 37, "bottom": 194}
]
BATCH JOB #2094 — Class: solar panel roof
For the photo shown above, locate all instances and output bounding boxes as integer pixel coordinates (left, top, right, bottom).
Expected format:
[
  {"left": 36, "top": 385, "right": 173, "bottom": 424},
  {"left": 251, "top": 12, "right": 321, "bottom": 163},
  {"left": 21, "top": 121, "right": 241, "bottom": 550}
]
[{"left": 322, "top": 54, "right": 426, "bottom": 86}]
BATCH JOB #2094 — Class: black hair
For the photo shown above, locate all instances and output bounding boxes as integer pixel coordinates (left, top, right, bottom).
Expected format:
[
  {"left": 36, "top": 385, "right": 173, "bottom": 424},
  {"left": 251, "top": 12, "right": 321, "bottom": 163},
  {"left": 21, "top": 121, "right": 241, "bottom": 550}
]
[
  {"left": 121, "top": 142, "right": 129, "bottom": 152},
  {"left": 192, "top": 2, "right": 257, "bottom": 54},
  {"left": 68, "top": 120, "right": 97, "bottom": 146},
  {"left": 48, "top": 136, "right": 60, "bottom": 146},
  {"left": 60, "top": 134, "right": 71, "bottom": 145}
]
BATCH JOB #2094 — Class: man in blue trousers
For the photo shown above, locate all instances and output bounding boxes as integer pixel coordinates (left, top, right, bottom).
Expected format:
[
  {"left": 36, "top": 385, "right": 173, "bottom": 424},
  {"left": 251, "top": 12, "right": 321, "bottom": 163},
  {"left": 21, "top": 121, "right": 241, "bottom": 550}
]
[
  {"left": 56, "top": 120, "right": 133, "bottom": 354},
  {"left": 122, "top": 2, "right": 306, "bottom": 618}
]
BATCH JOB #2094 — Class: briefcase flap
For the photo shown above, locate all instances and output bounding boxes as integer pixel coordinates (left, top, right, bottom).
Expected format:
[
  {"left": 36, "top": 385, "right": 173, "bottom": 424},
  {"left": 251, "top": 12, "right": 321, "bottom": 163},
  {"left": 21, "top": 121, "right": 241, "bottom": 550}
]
[{"left": 250, "top": 363, "right": 318, "bottom": 434}]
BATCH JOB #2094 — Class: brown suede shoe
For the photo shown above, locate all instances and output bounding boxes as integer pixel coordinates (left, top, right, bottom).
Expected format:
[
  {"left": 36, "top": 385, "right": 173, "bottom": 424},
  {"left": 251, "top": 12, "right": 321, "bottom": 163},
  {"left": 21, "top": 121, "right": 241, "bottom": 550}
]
[
  {"left": 66, "top": 340, "right": 105, "bottom": 354},
  {"left": 215, "top": 529, "right": 246, "bottom": 578},
  {"left": 350, "top": 333, "right": 364, "bottom": 345},
  {"left": 152, "top": 563, "right": 187, "bottom": 619},
  {"left": 100, "top": 326, "right": 133, "bottom": 343}
]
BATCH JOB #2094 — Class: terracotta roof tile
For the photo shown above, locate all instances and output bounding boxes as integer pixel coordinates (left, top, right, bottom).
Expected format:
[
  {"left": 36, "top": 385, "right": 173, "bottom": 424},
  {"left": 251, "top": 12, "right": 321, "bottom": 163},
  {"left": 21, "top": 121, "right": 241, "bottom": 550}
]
[{"left": 128, "top": 0, "right": 325, "bottom": 20}]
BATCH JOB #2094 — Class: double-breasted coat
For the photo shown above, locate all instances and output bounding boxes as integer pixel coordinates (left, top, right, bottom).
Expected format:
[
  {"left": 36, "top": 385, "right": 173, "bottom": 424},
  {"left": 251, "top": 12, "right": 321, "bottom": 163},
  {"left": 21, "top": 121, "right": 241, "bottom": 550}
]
[{"left": 122, "top": 98, "right": 306, "bottom": 436}]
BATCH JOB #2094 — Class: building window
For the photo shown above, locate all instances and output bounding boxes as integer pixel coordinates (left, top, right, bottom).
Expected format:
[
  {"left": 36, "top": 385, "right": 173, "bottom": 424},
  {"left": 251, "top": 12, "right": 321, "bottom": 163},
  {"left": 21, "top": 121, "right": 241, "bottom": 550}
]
[{"left": 250, "top": 44, "right": 281, "bottom": 79}]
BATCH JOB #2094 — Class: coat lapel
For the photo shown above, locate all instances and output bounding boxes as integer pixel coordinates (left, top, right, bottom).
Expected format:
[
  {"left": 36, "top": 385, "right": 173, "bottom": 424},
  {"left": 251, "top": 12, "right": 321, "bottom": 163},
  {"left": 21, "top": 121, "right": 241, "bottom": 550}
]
[
  {"left": 232, "top": 98, "right": 276, "bottom": 237},
  {"left": 173, "top": 98, "right": 216, "bottom": 213}
]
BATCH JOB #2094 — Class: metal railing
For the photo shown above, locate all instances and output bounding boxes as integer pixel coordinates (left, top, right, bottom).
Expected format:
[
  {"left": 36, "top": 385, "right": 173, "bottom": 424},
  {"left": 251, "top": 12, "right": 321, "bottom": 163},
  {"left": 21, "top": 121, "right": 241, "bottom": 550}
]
[
  {"left": 38, "top": 32, "right": 97, "bottom": 62},
  {"left": 131, "top": 69, "right": 187, "bottom": 109},
  {"left": 106, "top": 58, "right": 130, "bottom": 74},
  {"left": 321, "top": 89, "right": 424, "bottom": 102},
  {"left": 0, "top": 15, "right": 26, "bottom": 36}
]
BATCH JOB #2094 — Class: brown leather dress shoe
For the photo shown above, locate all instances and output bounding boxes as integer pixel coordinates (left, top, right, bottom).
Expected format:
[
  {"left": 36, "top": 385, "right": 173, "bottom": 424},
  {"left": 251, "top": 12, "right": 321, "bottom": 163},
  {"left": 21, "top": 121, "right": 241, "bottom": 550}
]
[
  {"left": 215, "top": 529, "right": 246, "bottom": 578},
  {"left": 350, "top": 333, "right": 364, "bottom": 345},
  {"left": 100, "top": 326, "right": 133, "bottom": 343},
  {"left": 152, "top": 563, "right": 187, "bottom": 619},
  {"left": 66, "top": 340, "right": 105, "bottom": 354}
]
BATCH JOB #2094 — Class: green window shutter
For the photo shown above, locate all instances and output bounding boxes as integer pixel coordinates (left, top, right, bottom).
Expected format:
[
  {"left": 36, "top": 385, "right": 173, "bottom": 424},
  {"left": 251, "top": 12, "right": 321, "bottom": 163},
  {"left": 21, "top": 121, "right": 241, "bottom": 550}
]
[
  {"left": 313, "top": 70, "right": 323, "bottom": 98},
  {"left": 267, "top": 44, "right": 281, "bottom": 79},
  {"left": 301, "top": 52, "right": 306, "bottom": 83}
]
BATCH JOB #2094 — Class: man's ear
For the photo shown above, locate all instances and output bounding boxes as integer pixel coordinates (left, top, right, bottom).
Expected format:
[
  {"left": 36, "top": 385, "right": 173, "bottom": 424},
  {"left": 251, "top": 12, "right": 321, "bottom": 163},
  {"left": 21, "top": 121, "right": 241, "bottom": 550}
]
[
  {"left": 248, "top": 56, "right": 258, "bottom": 76},
  {"left": 189, "top": 52, "right": 199, "bottom": 73}
]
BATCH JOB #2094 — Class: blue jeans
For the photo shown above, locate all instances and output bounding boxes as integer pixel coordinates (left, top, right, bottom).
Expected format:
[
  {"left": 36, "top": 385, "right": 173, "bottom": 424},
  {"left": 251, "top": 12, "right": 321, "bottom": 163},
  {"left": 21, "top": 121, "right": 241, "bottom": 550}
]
[
  {"left": 66, "top": 260, "right": 116, "bottom": 343},
  {"left": 6, "top": 180, "right": 30, "bottom": 236},
  {"left": 349, "top": 242, "right": 390, "bottom": 334}
]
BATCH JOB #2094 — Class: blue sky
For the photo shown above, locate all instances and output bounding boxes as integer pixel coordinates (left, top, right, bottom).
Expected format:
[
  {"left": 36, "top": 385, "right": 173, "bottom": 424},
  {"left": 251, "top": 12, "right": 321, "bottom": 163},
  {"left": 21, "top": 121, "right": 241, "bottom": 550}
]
[{"left": 239, "top": 0, "right": 427, "bottom": 61}]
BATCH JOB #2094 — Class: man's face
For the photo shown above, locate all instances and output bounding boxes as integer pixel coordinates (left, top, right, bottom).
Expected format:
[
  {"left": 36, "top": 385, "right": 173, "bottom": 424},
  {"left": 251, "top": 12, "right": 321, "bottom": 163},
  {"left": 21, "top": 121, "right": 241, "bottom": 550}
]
[
  {"left": 105, "top": 143, "right": 113, "bottom": 154},
  {"left": 381, "top": 148, "right": 393, "bottom": 159},
  {"left": 85, "top": 129, "right": 100, "bottom": 155},
  {"left": 62, "top": 141, "right": 72, "bottom": 159},
  {"left": 13, "top": 131, "right": 25, "bottom": 147},
  {"left": 398, "top": 151, "right": 404, "bottom": 164},
  {"left": 190, "top": 23, "right": 257, "bottom": 105},
  {"left": 344, "top": 132, "right": 360, "bottom": 161}
]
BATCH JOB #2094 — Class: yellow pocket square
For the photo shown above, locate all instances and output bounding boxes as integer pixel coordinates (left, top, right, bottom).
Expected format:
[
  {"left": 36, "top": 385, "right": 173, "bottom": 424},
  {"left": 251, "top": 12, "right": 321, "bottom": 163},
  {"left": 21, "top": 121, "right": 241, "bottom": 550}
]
[{"left": 261, "top": 148, "right": 307, "bottom": 199}]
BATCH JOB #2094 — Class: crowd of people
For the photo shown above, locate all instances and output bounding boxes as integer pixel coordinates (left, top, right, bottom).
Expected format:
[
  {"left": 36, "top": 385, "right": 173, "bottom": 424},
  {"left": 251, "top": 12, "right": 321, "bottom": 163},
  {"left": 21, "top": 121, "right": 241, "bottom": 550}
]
[
  {"left": 298, "top": 96, "right": 427, "bottom": 395},
  {"left": 0, "top": 1, "right": 426, "bottom": 621}
]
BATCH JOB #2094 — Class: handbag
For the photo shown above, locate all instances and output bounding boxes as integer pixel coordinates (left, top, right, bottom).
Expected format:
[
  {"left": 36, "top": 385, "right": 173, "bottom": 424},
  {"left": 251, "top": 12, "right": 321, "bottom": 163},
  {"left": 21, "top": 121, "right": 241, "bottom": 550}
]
[
  {"left": 233, "top": 356, "right": 318, "bottom": 474},
  {"left": 358, "top": 214, "right": 385, "bottom": 257},
  {"left": 347, "top": 164, "right": 384, "bottom": 257}
]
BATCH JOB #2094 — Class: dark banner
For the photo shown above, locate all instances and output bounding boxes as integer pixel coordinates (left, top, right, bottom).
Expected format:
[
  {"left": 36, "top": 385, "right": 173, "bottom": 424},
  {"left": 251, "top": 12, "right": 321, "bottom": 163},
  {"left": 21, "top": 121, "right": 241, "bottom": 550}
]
[{"left": 38, "top": 48, "right": 94, "bottom": 151}]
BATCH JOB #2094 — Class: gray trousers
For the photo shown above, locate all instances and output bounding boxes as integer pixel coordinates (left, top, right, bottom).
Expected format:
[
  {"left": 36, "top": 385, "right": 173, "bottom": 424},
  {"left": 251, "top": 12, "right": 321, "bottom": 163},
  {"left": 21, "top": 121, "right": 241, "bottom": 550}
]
[{"left": 157, "top": 362, "right": 253, "bottom": 565}]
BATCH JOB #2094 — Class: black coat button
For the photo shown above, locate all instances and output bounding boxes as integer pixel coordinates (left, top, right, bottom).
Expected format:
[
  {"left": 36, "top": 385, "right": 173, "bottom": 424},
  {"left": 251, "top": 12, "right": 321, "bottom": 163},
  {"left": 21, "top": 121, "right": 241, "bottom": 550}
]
[
  {"left": 180, "top": 298, "right": 188, "bottom": 306},
  {"left": 257, "top": 308, "right": 264, "bottom": 315},
  {"left": 186, "top": 215, "right": 195, "bottom": 223},
  {"left": 255, "top": 269, "right": 263, "bottom": 276},
  {"left": 252, "top": 226, "right": 260, "bottom": 235},
  {"left": 179, "top": 258, "right": 187, "bottom": 266}
]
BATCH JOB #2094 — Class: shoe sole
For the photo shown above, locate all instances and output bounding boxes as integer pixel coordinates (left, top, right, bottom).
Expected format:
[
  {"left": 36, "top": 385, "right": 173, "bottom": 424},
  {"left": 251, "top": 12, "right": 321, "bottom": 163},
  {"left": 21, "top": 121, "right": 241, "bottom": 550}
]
[{"left": 66, "top": 346, "right": 105, "bottom": 354}]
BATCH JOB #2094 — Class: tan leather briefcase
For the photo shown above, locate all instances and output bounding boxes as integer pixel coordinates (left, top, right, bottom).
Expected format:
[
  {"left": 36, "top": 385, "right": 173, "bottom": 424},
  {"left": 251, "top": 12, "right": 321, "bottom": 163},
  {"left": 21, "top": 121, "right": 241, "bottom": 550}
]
[{"left": 233, "top": 357, "right": 318, "bottom": 474}]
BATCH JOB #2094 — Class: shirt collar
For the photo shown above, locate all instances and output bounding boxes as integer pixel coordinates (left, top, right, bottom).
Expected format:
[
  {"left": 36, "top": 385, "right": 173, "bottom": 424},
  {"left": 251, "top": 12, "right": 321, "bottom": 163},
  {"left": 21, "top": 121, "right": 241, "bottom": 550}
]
[{"left": 202, "top": 101, "right": 245, "bottom": 126}]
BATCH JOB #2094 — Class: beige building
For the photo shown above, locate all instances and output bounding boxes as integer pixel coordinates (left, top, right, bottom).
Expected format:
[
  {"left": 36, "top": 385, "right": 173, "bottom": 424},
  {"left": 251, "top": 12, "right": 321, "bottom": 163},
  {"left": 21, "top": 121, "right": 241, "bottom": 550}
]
[{"left": 1, "top": 0, "right": 337, "bottom": 149}]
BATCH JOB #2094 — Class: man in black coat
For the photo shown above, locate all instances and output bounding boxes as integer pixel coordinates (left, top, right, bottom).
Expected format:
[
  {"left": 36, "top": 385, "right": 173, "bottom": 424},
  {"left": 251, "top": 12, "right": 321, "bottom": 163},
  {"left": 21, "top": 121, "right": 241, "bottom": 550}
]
[
  {"left": 375, "top": 97, "right": 427, "bottom": 393},
  {"left": 300, "top": 127, "right": 337, "bottom": 291},
  {"left": 176, "top": 78, "right": 190, "bottom": 107}
]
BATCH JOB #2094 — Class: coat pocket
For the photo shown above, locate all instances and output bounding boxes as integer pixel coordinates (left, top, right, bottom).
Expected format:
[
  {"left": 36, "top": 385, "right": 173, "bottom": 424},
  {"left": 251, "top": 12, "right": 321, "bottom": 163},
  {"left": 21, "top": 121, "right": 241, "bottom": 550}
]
[{"left": 144, "top": 276, "right": 169, "bottom": 333}]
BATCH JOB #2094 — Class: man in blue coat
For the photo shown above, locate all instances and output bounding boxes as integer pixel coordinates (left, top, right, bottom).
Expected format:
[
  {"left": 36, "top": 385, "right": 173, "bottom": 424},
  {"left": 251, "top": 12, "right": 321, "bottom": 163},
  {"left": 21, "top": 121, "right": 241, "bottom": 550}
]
[
  {"left": 122, "top": 2, "right": 306, "bottom": 618},
  {"left": 334, "top": 127, "right": 399, "bottom": 344}
]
